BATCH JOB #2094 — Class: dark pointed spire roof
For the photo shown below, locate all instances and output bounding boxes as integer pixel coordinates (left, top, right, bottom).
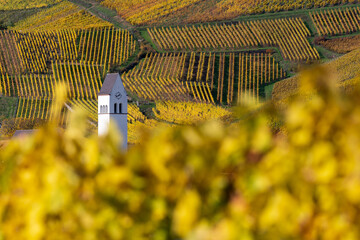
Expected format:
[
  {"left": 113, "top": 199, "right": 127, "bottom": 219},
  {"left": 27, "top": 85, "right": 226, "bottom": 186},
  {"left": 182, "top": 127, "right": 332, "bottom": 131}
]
[{"left": 99, "top": 73, "right": 119, "bottom": 95}]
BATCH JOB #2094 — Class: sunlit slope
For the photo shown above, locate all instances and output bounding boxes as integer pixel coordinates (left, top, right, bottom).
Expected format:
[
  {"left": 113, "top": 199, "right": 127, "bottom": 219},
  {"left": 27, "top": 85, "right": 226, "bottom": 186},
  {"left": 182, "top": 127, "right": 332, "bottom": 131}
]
[
  {"left": 93, "top": 0, "right": 356, "bottom": 25},
  {"left": 10, "top": 1, "right": 112, "bottom": 31},
  {"left": 318, "top": 35, "right": 360, "bottom": 54},
  {"left": 272, "top": 48, "right": 360, "bottom": 100},
  {"left": 0, "top": 0, "right": 61, "bottom": 10},
  {"left": 100, "top": 0, "right": 202, "bottom": 25}
]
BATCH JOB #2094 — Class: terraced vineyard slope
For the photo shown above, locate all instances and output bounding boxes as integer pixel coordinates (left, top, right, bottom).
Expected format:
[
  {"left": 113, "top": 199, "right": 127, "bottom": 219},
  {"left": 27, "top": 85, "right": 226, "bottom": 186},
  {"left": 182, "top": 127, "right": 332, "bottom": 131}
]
[
  {"left": 94, "top": 0, "right": 358, "bottom": 25},
  {"left": 148, "top": 18, "right": 319, "bottom": 61},
  {"left": 11, "top": 1, "right": 112, "bottom": 31},
  {"left": 0, "top": 25, "right": 136, "bottom": 126},
  {"left": 123, "top": 52, "right": 286, "bottom": 104},
  {"left": 0, "top": 0, "right": 62, "bottom": 10},
  {"left": 310, "top": 7, "right": 360, "bottom": 36}
]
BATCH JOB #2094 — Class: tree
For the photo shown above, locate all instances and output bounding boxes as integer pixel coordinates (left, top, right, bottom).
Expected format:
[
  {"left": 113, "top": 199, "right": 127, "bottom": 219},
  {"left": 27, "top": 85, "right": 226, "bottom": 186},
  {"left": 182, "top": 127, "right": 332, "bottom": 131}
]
[{"left": 0, "top": 20, "right": 7, "bottom": 30}]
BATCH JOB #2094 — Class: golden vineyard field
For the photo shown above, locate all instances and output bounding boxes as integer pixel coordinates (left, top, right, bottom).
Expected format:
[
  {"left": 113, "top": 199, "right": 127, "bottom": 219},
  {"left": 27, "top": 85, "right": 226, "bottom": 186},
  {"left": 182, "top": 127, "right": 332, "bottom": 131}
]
[
  {"left": 1, "top": 0, "right": 360, "bottom": 139},
  {"left": 148, "top": 18, "right": 319, "bottom": 61},
  {"left": 0, "top": 23, "right": 137, "bottom": 132},
  {"left": 122, "top": 52, "right": 285, "bottom": 104},
  {"left": 10, "top": 1, "right": 112, "bottom": 31},
  {"left": 310, "top": 7, "right": 360, "bottom": 36},
  {"left": 2, "top": 1, "right": 360, "bottom": 238},
  {"left": 96, "top": 0, "right": 357, "bottom": 25},
  {"left": 0, "top": 0, "right": 62, "bottom": 10}
]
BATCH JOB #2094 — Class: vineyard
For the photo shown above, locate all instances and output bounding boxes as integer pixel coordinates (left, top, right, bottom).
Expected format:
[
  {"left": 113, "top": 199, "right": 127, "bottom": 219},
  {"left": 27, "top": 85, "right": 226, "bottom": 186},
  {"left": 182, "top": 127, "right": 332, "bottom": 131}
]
[
  {"left": 215, "top": 0, "right": 351, "bottom": 18},
  {"left": 0, "top": 28, "right": 134, "bottom": 76},
  {"left": 310, "top": 7, "right": 360, "bottom": 36},
  {"left": 11, "top": 1, "right": 112, "bottom": 31},
  {"left": 16, "top": 97, "right": 53, "bottom": 120},
  {"left": 7, "top": 89, "right": 159, "bottom": 144},
  {"left": 0, "top": 22, "right": 137, "bottom": 126},
  {"left": 52, "top": 62, "right": 104, "bottom": 99},
  {"left": 148, "top": 18, "right": 320, "bottom": 61},
  {"left": 153, "top": 101, "right": 231, "bottom": 124},
  {"left": 99, "top": 0, "right": 202, "bottom": 25},
  {"left": 122, "top": 53, "right": 191, "bottom": 102},
  {"left": 1, "top": 0, "right": 360, "bottom": 139},
  {"left": 272, "top": 46, "right": 360, "bottom": 102},
  {"left": 0, "top": 27, "right": 135, "bottom": 79},
  {"left": 67, "top": 98, "right": 161, "bottom": 144},
  {"left": 0, "top": 31, "right": 23, "bottom": 75},
  {"left": 91, "top": 0, "right": 358, "bottom": 26},
  {"left": 64, "top": 97, "right": 232, "bottom": 142},
  {"left": 318, "top": 35, "right": 360, "bottom": 53},
  {"left": 4, "top": 1, "right": 360, "bottom": 238},
  {"left": 0, "top": 0, "right": 61, "bottom": 10},
  {"left": 123, "top": 52, "right": 286, "bottom": 104},
  {"left": 78, "top": 27, "right": 136, "bottom": 66},
  {"left": 214, "top": 52, "right": 286, "bottom": 104}
]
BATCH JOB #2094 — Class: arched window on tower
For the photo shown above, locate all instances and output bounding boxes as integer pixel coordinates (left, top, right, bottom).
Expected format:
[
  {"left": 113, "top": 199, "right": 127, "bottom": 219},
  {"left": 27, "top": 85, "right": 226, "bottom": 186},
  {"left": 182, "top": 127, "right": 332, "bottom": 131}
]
[
  {"left": 114, "top": 103, "right": 117, "bottom": 114},
  {"left": 119, "top": 103, "right": 122, "bottom": 113},
  {"left": 100, "top": 105, "right": 103, "bottom": 113}
]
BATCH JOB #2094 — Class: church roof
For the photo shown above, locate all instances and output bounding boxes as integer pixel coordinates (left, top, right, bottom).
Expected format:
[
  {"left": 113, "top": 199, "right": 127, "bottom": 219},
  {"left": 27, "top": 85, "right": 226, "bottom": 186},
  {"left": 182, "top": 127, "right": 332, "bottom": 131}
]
[{"left": 99, "top": 73, "right": 119, "bottom": 95}]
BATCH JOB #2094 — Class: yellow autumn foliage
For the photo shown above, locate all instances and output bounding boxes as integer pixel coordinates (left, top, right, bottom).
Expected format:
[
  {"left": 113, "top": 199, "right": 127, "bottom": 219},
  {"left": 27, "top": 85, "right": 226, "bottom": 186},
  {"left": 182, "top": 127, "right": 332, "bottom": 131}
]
[{"left": 1, "top": 67, "right": 360, "bottom": 239}]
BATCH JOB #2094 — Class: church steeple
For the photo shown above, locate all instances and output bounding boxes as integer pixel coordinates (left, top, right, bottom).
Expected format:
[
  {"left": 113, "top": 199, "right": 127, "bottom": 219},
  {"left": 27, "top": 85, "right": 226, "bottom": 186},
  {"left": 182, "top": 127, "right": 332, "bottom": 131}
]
[{"left": 98, "top": 73, "right": 128, "bottom": 150}]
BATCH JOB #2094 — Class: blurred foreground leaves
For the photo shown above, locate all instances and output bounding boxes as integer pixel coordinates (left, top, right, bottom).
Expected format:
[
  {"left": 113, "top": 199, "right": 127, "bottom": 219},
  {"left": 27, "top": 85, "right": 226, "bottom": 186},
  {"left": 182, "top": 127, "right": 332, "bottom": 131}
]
[{"left": 1, "top": 67, "right": 360, "bottom": 239}]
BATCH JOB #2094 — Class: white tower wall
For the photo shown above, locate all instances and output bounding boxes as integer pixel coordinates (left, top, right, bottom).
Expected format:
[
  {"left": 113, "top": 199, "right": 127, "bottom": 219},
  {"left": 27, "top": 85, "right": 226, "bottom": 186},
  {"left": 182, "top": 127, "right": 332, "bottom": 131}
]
[
  {"left": 98, "top": 73, "right": 128, "bottom": 150},
  {"left": 98, "top": 95, "right": 110, "bottom": 136}
]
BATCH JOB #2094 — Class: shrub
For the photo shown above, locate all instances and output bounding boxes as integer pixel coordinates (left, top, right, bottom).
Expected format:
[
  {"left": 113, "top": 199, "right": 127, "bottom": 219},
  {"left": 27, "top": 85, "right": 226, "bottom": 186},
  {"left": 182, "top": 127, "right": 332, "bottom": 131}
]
[{"left": 1, "top": 67, "right": 360, "bottom": 239}]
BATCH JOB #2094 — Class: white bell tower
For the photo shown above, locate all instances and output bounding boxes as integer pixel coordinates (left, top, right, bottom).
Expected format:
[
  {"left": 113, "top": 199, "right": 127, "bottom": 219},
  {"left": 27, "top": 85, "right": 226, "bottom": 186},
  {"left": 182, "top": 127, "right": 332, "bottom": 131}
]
[{"left": 98, "top": 73, "right": 127, "bottom": 150}]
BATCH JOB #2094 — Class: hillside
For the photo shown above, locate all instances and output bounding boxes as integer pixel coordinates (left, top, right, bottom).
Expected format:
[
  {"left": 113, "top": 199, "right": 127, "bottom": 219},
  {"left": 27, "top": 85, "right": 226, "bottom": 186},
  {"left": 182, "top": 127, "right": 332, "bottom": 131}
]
[
  {"left": 0, "top": 0, "right": 62, "bottom": 10},
  {"left": 94, "top": 0, "right": 358, "bottom": 26},
  {"left": 10, "top": 1, "right": 112, "bottom": 31},
  {"left": 272, "top": 47, "right": 360, "bottom": 100},
  {"left": 318, "top": 35, "right": 360, "bottom": 54},
  {"left": 0, "top": 0, "right": 360, "bottom": 142},
  {"left": 2, "top": 1, "right": 360, "bottom": 238}
]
